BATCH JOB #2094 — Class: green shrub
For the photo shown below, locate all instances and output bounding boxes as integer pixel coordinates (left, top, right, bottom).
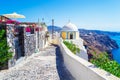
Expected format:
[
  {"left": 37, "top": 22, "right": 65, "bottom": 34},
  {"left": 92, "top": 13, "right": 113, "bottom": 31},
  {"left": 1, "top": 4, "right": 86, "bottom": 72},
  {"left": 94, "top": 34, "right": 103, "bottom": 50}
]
[
  {"left": 90, "top": 52, "right": 120, "bottom": 77},
  {"left": 0, "top": 29, "right": 13, "bottom": 66},
  {"left": 63, "top": 41, "right": 80, "bottom": 54}
]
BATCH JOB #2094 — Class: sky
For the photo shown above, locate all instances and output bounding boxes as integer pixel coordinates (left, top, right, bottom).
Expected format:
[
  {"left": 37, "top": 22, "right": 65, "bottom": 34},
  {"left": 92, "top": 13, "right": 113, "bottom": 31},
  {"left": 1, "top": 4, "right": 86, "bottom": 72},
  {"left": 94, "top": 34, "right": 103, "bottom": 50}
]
[{"left": 0, "top": 0, "right": 120, "bottom": 32}]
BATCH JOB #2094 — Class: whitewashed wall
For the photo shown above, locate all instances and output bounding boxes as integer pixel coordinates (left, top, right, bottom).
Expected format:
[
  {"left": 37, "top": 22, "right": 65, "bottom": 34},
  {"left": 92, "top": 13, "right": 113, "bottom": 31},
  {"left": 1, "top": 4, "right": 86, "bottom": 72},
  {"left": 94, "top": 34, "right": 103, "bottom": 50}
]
[
  {"left": 59, "top": 41, "right": 120, "bottom": 80},
  {"left": 65, "top": 38, "right": 88, "bottom": 61}
]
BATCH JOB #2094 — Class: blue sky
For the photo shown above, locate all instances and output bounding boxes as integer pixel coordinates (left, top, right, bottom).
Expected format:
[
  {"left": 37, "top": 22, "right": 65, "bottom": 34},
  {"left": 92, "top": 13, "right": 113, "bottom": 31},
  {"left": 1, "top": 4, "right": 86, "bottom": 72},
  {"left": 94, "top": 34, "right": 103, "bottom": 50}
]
[{"left": 1, "top": 0, "right": 120, "bottom": 31}]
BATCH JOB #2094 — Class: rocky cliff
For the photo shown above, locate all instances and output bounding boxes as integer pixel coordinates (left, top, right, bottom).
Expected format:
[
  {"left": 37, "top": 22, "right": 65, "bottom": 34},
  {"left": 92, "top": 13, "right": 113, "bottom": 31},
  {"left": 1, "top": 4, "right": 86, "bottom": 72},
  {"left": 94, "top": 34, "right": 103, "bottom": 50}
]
[{"left": 79, "top": 31, "right": 119, "bottom": 59}]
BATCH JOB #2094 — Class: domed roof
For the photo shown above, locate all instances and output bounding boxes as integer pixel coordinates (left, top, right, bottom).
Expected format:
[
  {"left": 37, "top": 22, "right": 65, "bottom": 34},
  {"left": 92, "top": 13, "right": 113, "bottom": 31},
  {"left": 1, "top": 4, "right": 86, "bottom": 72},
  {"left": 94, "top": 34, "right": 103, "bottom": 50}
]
[{"left": 62, "top": 22, "right": 78, "bottom": 31}]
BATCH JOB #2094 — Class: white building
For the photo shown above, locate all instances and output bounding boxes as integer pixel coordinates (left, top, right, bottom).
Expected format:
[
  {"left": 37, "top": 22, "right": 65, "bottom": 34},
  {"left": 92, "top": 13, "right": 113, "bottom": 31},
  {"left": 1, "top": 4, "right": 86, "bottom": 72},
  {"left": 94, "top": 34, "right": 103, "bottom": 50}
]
[{"left": 61, "top": 22, "right": 88, "bottom": 61}]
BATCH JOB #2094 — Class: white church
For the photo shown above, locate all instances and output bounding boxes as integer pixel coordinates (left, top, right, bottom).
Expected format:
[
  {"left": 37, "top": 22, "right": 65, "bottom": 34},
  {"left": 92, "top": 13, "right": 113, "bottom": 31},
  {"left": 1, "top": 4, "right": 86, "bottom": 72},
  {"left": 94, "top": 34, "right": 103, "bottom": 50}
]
[{"left": 61, "top": 22, "right": 88, "bottom": 61}]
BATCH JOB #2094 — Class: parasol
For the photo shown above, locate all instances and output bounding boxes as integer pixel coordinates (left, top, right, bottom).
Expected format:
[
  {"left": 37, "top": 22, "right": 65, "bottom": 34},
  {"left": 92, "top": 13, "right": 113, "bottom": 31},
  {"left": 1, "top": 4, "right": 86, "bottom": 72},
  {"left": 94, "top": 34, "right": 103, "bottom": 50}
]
[{"left": 3, "top": 12, "right": 25, "bottom": 19}]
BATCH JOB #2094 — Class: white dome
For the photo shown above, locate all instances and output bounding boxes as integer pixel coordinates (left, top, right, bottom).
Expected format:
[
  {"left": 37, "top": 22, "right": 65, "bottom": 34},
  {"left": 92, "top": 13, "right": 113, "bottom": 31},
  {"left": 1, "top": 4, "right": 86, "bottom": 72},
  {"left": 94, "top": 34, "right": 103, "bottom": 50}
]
[{"left": 62, "top": 22, "right": 78, "bottom": 31}]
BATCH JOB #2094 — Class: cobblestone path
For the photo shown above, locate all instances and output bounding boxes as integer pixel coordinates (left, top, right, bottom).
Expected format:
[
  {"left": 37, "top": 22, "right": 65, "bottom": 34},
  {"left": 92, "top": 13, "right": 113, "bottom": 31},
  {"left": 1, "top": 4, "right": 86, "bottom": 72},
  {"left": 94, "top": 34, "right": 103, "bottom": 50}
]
[{"left": 0, "top": 45, "right": 75, "bottom": 80}]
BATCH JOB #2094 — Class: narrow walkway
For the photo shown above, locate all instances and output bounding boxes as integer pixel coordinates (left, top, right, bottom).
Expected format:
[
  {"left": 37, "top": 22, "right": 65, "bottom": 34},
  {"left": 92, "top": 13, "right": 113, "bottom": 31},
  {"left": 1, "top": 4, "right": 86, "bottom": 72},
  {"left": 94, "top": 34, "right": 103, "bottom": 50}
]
[{"left": 0, "top": 45, "right": 75, "bottom": 80}]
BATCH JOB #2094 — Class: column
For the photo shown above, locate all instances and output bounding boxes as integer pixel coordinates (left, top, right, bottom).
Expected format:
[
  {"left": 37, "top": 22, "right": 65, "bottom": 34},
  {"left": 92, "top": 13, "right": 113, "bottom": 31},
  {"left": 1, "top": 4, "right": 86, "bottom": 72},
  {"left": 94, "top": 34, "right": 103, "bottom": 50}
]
[
  {"left": 74, "top": 32, "right": 76, "bottom": 39},
  {"left": 66, "top": 32, "right": 68, "bottom": 39}
]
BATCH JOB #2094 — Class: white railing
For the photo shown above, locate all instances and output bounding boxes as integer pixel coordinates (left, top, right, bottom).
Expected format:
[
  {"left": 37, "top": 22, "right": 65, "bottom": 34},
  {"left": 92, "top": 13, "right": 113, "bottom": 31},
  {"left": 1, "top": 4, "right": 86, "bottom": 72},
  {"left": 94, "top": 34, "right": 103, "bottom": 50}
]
[{"left": 59, "top": 40, "right": 120, "bottom": 80}]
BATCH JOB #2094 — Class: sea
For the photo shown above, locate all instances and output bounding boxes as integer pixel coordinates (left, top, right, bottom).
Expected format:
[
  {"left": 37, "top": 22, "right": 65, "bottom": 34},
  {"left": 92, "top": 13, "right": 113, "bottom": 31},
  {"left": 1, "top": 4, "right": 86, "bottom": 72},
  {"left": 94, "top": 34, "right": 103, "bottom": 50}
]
[{"left": 110, "top": 35, "right": 120, "bottom": 64}]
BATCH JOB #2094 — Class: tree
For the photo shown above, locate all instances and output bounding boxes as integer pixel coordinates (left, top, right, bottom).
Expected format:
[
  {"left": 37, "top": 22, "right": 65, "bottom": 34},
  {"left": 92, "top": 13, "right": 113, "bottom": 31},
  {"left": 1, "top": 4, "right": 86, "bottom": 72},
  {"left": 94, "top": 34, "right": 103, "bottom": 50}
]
[{"left": 0, "top": 29, "right": 12, "bottom": 67}]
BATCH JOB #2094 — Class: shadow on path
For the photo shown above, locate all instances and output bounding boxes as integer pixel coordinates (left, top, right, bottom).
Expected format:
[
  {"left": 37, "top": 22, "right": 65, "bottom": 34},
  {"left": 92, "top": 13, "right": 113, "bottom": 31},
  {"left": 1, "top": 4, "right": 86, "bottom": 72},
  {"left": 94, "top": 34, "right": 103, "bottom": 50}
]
[{"left": 53, "top": 44, "right": 75, "bottom": 80}]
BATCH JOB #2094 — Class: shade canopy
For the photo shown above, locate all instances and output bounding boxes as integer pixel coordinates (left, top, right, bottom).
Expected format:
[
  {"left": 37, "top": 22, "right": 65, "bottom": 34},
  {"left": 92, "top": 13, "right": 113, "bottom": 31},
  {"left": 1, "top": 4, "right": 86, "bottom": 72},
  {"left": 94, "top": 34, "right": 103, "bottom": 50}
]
[{"left": 3, "top": 12, "right": 25, "bottom": 19}]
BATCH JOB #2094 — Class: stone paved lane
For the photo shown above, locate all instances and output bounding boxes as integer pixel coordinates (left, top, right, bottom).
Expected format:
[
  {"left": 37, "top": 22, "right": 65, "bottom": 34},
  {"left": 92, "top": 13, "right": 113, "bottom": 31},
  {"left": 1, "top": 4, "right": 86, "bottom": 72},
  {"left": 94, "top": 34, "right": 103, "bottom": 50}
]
[{"left": 0, "top": 45, "right": 75, "bottom": 80}]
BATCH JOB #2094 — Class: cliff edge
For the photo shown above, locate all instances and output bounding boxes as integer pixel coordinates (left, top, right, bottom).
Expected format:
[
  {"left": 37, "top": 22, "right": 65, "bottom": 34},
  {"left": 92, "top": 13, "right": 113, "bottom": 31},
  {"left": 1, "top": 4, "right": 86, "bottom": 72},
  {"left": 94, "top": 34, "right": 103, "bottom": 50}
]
[{"left": 80, "top": 31, "right": 119, "bottom": 59}]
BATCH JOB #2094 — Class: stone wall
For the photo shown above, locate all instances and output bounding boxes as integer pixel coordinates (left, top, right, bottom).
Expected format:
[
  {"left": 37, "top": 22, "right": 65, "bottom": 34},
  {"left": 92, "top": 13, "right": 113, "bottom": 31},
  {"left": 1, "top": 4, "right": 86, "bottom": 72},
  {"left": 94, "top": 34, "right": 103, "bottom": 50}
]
[
  {"left": 35, "top": 31, "right": 39, "bottom": 51},
  {"left": 16, "top": 26, "right": 36, "bottom": 57},
  {"left": 6, "top": 24, "right": 15, "bottom": 55},
  {"left": 35, "top": 30, "right": 48, "bottom": 51},
  {"left": 6, "top": 24, "right": 17, "bottom": 67},
  {"left": 39, "top": 31, "right": 46, "bottom": 49},
  {"left": 24, "top": 34, "right": 36, "bottom": 56},
  {"left": 7, "top": 25, "right": 36, "bottom": 67},
  {"left": 7, "top": 25, "right": 48, "bottom": 68}
]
